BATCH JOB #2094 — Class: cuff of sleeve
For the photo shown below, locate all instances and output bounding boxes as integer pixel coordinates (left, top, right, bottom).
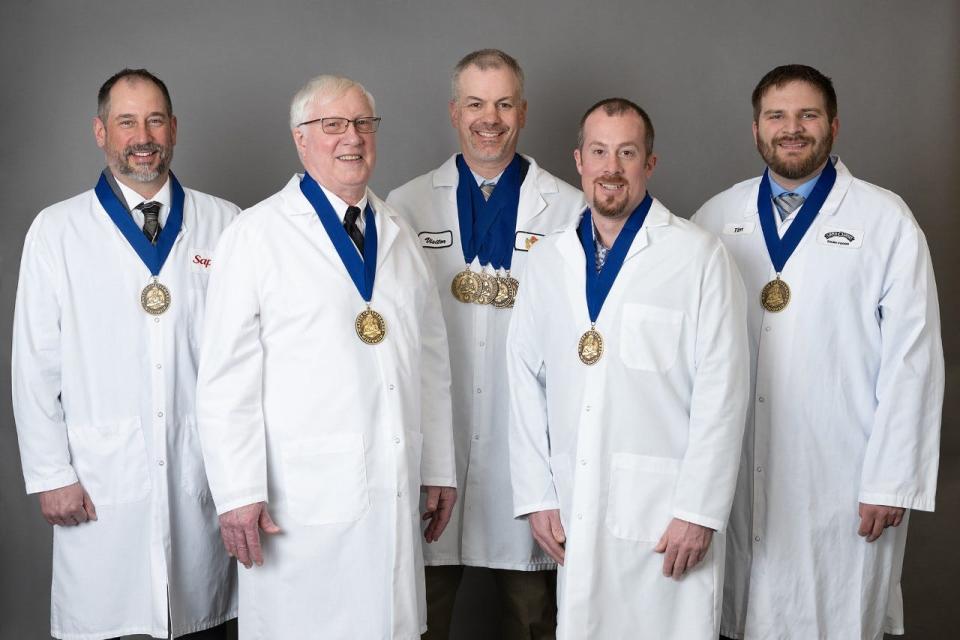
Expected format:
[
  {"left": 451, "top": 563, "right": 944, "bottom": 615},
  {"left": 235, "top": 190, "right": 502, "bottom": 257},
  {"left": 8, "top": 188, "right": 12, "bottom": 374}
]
[
  {"left": 24, "top": 468, "right": 79, "bottom": 495},
  {"left": 214, "top": 493, "right": 269, "bottom": 516},
  {"left": 513, "top": 501, "right": 561, "bottom": 520},
  {"left": 421, "top": 477, "right": 457, "bottom": 489},
  {"left": 673, "top": 509, "right": 725, "bottom": 533},
  {"left": 858, "top": 491, "right": 935, "bottom": 512}
]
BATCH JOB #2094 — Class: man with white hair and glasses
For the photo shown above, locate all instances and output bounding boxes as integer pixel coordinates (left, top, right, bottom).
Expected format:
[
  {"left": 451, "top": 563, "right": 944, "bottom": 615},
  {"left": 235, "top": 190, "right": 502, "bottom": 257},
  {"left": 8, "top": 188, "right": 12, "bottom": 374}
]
[{"left": 196, "top": 74, "right": 457, "bottom": 638}]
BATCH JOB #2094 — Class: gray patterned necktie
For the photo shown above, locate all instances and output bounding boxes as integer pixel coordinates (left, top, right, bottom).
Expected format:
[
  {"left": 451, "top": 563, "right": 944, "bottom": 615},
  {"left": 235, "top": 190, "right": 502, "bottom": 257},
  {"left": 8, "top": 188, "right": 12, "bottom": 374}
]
[
  {"left": 138, "top": 201, "right": 162, "bottom": 245},
  {"left": 594, "top": 238, "right": 609, "bottom": 273},
  {"left": 773, "top": 192, "right": 805, "bottom": 222},
  {"left": 480, "top": 181, "right": 496, "bottom": 201}
]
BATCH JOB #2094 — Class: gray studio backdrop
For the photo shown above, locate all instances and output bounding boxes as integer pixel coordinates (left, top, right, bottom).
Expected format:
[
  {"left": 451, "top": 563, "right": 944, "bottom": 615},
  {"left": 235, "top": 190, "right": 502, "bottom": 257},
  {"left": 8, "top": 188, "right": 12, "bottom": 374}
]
[{"left": 1, "top": 1, "right": 957, "bottom": 638}]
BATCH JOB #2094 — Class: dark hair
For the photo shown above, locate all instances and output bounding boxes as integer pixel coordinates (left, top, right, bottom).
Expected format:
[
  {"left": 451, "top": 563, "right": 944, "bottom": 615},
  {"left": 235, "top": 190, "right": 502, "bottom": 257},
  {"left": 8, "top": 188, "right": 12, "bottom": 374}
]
[
  {"left": 97, "top": 68, "right": 173, "bottom": 121},
  {"left": 751, "top": 64, "right": 837, "bottom": 122},
  {"left": 577, "top": 97, "right": 654, "bottom": 156}
]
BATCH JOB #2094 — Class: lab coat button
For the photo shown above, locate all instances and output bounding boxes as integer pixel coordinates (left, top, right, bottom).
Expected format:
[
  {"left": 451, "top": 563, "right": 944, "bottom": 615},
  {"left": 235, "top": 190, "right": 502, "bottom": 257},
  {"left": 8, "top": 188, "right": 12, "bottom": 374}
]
[
  {"left": 754, "top": 535, "right": 761, "bottom": 542},
  {"left": 585, "top": 405, "right": 591, "bottom": 412},
  {"left": 158, "top": 460, "right": 165, "bottom": 466},
  {"left": 473, "top": 434, "right": 480, "bottom": 441},
  {"left": 758, "top": 396, "right": 765, "bottom": 403},
  {"left": 155, "top": 363, "right": 162, "bottom": 369},
  {"left": 479, "top": 341, "right": 486, "bottom": 347},
  {"left": 577, "top": 513, "right": 583, "bottom": 520},
  {"left": 157, "top": 411, "right": 164, "bottom": 418},
  {"left": 476, "top": 387, "right": 482, "bottom": 394},
  {"left": 154, "top": 317, "right": 160, "bottom": 324},
  {"left": 756, "top": 466, "right": 763, "bottom": 473},
  {"left": 388, "top": 384, "right": 395, "bottom": 390},
  {"left": 579, "top": 459, "right": 587, "bottom": 466},
  {"left": 393, "top": 436, "right": 401, "bottom": 444},
  {"left": 764, "top": 326, "right": 771, "bottom": 332}
]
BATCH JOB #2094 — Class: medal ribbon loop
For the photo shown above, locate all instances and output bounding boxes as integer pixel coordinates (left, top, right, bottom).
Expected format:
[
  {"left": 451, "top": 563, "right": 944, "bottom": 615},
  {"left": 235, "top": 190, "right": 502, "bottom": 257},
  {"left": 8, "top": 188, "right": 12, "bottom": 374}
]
[
  {"left": 577, "top": 193, "right": 653, "bottom": 323},
  {"left": 455, "top": 154, "right": 525, "bottom": 271},
  {"left": 757, "top": 160, "right": 837, "bottom": 273},
  {"left": 95, "top": 170, "right": 185, "bottom": 277},
  {"left": 300, "top": 172, "right": 378, "bottom": 302}
]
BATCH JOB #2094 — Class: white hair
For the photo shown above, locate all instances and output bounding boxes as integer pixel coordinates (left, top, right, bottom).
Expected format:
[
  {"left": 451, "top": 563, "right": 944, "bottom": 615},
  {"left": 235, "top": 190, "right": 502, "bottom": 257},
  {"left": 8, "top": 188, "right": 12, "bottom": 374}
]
[{"left": 289, "top": 75, "right": 376, "bottom": 130}]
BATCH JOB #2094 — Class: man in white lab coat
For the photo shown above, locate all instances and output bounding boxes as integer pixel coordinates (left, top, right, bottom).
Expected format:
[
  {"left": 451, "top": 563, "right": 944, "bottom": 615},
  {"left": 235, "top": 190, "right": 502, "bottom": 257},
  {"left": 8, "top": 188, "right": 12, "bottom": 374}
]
[
  {"left": 386, "top": 49, "right": 583, "bottom": 639},
  {"left": 507, "top": 98, "right": 749, "bottom": 639},
  {"left": 693, "top": 64, "right": 943, "bottom": 640},
  {"left": 195, "top": 75, "right": 457, "bottom": 639},
  {"left": 12, "top": 69, "right": 238, "bottom": 640}
]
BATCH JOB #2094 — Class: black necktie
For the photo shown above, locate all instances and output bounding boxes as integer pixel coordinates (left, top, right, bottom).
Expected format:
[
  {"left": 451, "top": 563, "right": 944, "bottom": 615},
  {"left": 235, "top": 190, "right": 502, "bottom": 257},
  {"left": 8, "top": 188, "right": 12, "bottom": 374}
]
[
  {"left": 344, "top": 205, "right": 364, "bottom": 253},
  {"left": 138, "top": 201, "right": 162, "bottom": 245}
]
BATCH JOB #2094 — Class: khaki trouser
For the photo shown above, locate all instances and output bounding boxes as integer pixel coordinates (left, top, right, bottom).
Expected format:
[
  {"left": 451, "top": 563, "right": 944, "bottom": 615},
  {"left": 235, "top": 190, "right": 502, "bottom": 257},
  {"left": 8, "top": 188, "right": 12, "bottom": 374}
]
[{"left": 421, "top": 565, "right": 557, "bottom": 640}]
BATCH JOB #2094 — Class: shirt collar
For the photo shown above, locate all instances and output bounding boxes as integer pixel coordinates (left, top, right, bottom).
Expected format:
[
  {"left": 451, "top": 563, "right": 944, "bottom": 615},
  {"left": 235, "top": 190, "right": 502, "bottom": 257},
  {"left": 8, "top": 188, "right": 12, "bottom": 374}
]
[
  {"left": 114, "top": 174, "right": 172, "bottom": 212},
  {"left": 768, "top": 156, "right": 839, "bottom": 200},
  {"left": 470, "top": 168, "right": 504, "bottom": 187},
  {"left": 317, "top": 184, "right": 369, "bottom": 223}
]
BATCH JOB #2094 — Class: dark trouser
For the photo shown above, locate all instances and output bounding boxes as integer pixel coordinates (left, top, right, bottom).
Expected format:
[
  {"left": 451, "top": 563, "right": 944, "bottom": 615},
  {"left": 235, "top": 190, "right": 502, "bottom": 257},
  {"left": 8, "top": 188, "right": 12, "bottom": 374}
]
[
  {"left": 120, "top": 620, "right": 231, "bottom": 640},
  {"left": 421, "top": 565, "right": 557, "bottom": 640}
]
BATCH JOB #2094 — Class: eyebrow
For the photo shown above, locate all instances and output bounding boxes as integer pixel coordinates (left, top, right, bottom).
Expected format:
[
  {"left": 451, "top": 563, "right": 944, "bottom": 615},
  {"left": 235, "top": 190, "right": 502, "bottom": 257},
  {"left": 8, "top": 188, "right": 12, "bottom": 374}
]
[
  {"left": 113, "top": 111, "right": 168, "bottom": 120},
  {"left": 463, "top": 95, "right": 515, "bottom": 102}
]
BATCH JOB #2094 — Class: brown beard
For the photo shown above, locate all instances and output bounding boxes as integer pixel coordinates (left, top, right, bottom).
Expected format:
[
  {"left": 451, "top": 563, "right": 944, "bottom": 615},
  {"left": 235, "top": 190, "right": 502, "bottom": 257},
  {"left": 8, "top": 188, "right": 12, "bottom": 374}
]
[
  {"left": 757, "top": 131, "right": 833, "bottom": 181},
  {"left": 592, "top": 178, "right": 629, "bottom": 218}
]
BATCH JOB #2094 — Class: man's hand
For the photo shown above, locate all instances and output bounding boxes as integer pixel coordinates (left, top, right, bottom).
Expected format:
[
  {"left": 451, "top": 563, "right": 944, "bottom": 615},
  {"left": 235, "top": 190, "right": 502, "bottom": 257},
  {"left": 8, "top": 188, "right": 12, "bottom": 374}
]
[
  {"left": 858, "top": 502, "right": 905, "bottom": 542},
  {"left": 529, "top": 509, "right": 566, "bottom": 566},
  {"left": 654, "top": 518, "right": 714, "bottom": 580},
  {"left": 422, "top": 486, "right": 457, "bottom": 543},
  {"left": 218, "top": 502, "right": 281, "bottom": 568},
  {"left": 39, "top": 482, "right": 97, "bottom": 526}
]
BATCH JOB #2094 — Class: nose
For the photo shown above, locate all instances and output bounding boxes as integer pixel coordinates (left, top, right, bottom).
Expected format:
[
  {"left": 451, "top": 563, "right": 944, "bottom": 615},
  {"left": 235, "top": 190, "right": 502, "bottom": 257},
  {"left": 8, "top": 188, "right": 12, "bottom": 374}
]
[
  {"left": 782, "top": 114, "right": 805, "bottom": 134},
  {"left": 481, "top": 102, "right": 501, "bottom": 124},
  {"left": 341, "top": 120, "right": 364, "bottom": 144},
  {"left": 602, "top": 153, "right": 622, "bottom": 175},
  {"left": 132, "top": 121, "right": 152, "bottom": 144}
]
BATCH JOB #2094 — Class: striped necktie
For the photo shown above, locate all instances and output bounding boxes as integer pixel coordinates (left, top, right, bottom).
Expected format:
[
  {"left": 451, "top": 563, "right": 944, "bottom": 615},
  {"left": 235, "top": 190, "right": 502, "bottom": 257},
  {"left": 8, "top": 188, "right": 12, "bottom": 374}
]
[
  {"left": 773, "top": 192, "right": 805, "bottom": 222},
  {"left": 480, "top": 181, "right": 495, "bottom": 201},
  {"left": 138, "top": 201, "right": 162, "bottom": 245}
]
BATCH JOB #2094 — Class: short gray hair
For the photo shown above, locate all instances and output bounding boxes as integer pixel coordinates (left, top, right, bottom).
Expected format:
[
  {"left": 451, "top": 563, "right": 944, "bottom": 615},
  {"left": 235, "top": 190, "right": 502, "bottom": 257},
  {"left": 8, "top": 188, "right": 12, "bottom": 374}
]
[
  {"left": 289, "top": 75, "right": 376, "bottom": 130},
  {"left": 451, "top": 49, "right": 524, "bottom": 101}
]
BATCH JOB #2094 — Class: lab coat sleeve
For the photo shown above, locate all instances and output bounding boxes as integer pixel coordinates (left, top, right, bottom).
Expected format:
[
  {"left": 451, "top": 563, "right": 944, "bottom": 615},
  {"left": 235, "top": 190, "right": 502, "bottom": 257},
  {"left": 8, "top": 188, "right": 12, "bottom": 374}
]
[
  {"left": 506, "top": 263, "right": 559, "bottom": 518},
  {"left": 196, "top": 220, "right": 269, "bottom": 515},
  {"left": 859, "top": 218, "right": 943, "bottom": 512},
  {"left": 673, "top": 242, "right": 750, "bottom": 532},
  {"left": 12, "top": 215, "right": 79, "bottom": 494},
  {"left": 417, "top": 264, "right": 457, "bottom": 488}
]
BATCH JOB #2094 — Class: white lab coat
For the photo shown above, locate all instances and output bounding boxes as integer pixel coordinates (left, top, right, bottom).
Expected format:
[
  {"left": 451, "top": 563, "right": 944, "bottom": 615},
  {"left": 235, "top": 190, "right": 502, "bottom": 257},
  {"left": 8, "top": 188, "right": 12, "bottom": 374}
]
[
  {"left": 386, "top": 154, "right": 584, "bottom": 569},
  {"left": 507, "top": 200, "right": 750, "bottom": 639},
  {"left": 692, "top": 159, "right": 943, "bottom": 640},
  {"left": 196, "top": 175, "right": 456, "bottom": 640},
  {"left": 12, "top": 186, "right": 239, "bottom": 639}
]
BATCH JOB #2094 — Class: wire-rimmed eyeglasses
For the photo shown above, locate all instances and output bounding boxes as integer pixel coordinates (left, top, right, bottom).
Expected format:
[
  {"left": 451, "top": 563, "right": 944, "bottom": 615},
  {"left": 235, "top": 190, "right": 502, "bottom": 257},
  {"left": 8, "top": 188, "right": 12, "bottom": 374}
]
[{"left": 298, "top": 117, "right": 382, "bottom": 134}]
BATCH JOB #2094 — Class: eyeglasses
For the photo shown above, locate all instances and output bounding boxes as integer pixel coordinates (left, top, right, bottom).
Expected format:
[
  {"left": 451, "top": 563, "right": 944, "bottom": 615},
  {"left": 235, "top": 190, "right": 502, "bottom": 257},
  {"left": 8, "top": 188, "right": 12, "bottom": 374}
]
[{"left": 298, "top": 116, "right": 382, "bottom": 134}]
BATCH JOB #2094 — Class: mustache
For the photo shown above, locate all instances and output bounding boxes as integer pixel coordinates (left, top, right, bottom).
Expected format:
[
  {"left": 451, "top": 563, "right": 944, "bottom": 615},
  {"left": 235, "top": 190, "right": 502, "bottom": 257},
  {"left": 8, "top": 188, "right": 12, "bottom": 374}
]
[
  {"left": 124, "top": 143, "right": 164, "bottom": 156},
  {"left": 593, "top": 174, "right": 627, "bottom": 186},
  {"left": 773, "top": 134, "right": 816, "bottom": 145}
]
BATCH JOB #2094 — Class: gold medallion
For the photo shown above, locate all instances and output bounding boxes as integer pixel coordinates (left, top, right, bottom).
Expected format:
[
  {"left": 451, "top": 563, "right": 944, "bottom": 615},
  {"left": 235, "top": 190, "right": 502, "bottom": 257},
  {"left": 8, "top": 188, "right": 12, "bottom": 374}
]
[
  {"left": 492, "top": 273, "right": 511, "bottom": 308},
  {"left": 140, "top": 279, "right": 171, "bottom": 315},
  {"left": 578, "top": 326, "right": 604, "bottom": 365},
  {"left": 495, "top": 274, "right": 519, "bottom": 309},
  {"left": 355, "top": 307, "right": 387, "bottom": 344},
  {"left": 451, "top": 268, "right": 481, "bottom": 303},
  {"left": 475, "top": 270, "right": 498, "bottom": 305},
  {"left": 760, "top": 276, "right": 791, "bottom": 313}
]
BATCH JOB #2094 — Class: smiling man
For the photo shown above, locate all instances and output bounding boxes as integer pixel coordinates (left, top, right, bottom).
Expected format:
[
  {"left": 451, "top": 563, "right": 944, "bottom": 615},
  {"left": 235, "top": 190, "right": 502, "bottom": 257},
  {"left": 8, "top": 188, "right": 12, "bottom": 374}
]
[
  {"left": 387, "top": 49, "right": 583, "bottom": 639},
  {"left": 195, "top": 74, "right": 457, "bottom": 639},
  {"left": 693, "top": 64, "right": 944, "bottom": 639},
  {"left": 12, "top": 68, "right": 239, "bottom": 640},
  {"left": 506, "top": 98, "right": 749, "bottom": 639}
]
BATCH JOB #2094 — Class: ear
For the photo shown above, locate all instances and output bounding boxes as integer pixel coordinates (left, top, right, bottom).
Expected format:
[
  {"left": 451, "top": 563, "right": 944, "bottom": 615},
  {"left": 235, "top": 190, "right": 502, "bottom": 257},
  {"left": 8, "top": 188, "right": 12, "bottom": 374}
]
[
  {"left": 94, "top": 117, "right": 107, "bottom": 150},
  {"left": 169, "top": 115, "right": 178, "bottom": 146},
  {"left": 448, "top": 100, "right": 459, "bottom": 130},
  {"left": 573, "top": 148, "right": 583, "bottom": 176},
  {"left": 645, "top": 152, "right": 658, "bottom": 177},
  {"left": 291, "top": 126, "right": 306, "bottom": 159},
  {"left": 752, "top": 120, "right": 759, "bottom": 147},
  {"left": 517, "top": 99, "right": 528, "bottom": 129},
  {"left": 830, "top": 115, "right": 839, "bottom": 140}
]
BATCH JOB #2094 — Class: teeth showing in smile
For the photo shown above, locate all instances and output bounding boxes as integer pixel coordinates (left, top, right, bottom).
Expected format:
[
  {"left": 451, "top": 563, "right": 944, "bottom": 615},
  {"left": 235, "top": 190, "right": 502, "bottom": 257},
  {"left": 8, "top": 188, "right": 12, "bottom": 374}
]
[
  {"left": 338, "top": 155, "right": 362, "bottom": 160},
  {"left": 599, "top": 182, "right": 624, "bottom": 191},
  {"left": 475, "top": 131, "right": 501, "bottom": 138}
]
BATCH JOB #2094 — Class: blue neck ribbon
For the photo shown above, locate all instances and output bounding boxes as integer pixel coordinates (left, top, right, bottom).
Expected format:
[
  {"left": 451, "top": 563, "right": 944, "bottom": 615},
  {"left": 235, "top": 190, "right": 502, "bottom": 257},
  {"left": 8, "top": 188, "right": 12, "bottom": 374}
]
[
  {"left": 757, "top": 160, "right": 837, "bottom": 273},
  {"left": 300, "top": 172, "right": 378, "bottom": 302},
  {"left": 94, "top": 169, "right": 184, "bottom": 277},
  {"left": 577, "top": 193, "right": 653, "bottom": 324},
  {"left": 455, "top": 154, "right": 523, "bottom": 270}
]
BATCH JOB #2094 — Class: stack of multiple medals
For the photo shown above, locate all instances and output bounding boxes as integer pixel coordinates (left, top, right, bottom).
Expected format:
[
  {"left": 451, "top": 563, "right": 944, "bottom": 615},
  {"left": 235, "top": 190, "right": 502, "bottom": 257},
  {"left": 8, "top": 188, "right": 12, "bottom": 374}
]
[
  {"left": 450, "top": 154, "right": 528, "bottom": 309},
  {"left": 575, "top": 193, "right": 653, "bottom": 365},
  {"left": 300, "top": 172, "right": 386, "bottom": 345},
  {"left": 756, "top": 159, "right": 837, "bottom": 313},
  {"left": 95, "top": 169, "right": 184, "bottom": 316}
]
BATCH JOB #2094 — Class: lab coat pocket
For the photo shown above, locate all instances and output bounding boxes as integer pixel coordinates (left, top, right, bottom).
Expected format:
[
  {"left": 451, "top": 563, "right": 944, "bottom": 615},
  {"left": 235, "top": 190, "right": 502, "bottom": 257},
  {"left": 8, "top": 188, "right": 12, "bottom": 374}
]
[
  {"left": 619, "top": 304, "right": 684, "bottom": 372},
  {"left": 179, "top": 415, "right": 211, "bottom": 501},
  {"left": 281, "top": 433, "right": 370, "bottom": 526},
  {"left": 605, "top": 453, "right": 680, "bottom": 543},
  {"left": 65, "top": 416, "right": 150, "bottom": 506}
]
